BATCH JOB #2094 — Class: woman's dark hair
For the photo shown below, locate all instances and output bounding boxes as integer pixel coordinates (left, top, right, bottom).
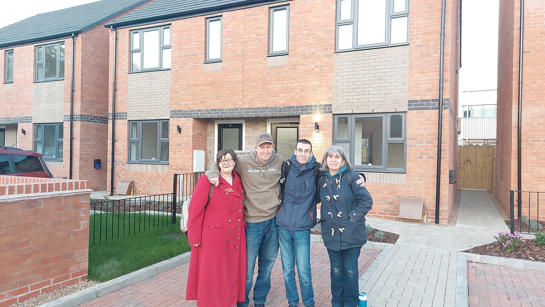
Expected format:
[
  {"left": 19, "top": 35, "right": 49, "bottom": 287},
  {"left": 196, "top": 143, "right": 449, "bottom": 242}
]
[{"left": 216, "top": 149, "right": 238, "bottom": 169}]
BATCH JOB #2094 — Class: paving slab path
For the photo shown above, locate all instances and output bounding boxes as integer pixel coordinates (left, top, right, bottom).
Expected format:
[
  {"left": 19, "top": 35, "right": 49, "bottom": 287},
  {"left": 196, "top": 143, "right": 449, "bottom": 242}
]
[{"left": 81, "top": 242, "right": 380, "bottom": 307}]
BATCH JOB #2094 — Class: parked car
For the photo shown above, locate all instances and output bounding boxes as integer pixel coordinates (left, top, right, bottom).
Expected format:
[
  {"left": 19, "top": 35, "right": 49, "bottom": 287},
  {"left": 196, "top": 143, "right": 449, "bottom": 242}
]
[{"left": 0, "top": 146, "right": 53, "bottom": 178}]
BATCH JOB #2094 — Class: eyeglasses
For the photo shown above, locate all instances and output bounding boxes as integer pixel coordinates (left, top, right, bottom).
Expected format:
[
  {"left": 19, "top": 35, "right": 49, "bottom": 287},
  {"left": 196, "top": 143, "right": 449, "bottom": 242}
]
[
  {"left": 220, "top": 158, "right": 234, "bottom": 164},
  {"left": 296, "top": 149, "right": 311, "bottom": 155}
]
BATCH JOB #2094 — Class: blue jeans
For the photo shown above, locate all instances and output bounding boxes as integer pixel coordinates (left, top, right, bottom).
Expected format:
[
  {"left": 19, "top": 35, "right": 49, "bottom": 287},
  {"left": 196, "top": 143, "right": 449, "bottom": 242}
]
[
  {"left": 278, "top": 226, "right": 315, "bottom": 307},
  {"left": 327, "top": 247, "right": 361, "bottom": 307},
  {"left": 239, "top": 218, "right": 279, "bottom": 307}
]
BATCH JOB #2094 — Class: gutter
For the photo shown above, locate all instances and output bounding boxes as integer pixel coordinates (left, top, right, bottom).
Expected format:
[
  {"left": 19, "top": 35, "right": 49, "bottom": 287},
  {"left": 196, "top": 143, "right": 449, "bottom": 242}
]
[
  {"left": 69, "top": 33, "right": 76, "bottom": 179},
  {"left": 110, "top": 27, "right": 118, "bottom": 196},
  {"left": 517, "top": 0, "right": 524, "bottom": 211},
  {"left": 435, "top": 0, "right": 447, "bottom": 224}
]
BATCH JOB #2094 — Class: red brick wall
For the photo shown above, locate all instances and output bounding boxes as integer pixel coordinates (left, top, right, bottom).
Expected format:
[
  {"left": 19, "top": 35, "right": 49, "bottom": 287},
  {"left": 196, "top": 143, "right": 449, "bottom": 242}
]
[
  {"left": 107, "top": 0, "right": 460, "bottom": 224},
  {"left": 495, "top": 0, "right": 517, "bottom": 214},
  {"left": 0, "top": 176, "right": 90, "bottom": 306},
  {"left": 496, "top": 0, "right": 545, "bottom": 219}
]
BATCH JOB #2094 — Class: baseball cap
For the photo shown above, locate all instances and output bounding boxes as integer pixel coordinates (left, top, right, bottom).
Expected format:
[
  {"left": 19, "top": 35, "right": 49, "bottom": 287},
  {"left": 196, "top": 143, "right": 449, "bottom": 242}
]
[{"left": 255, "top": 133, "right": 274, "bottom": 146}]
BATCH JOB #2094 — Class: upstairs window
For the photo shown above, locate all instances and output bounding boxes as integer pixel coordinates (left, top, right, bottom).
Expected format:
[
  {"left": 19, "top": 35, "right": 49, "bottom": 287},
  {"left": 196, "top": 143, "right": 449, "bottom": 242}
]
[
  {"left": 35, "top": 43, "right": 64, "bottom": 81},
  {"left": 336, "top": 0, "right": 408, "bottom": 51},
  {"left": 4, "top": 50, "right": 13, "bottom": 83},
  {"left": 206, "top": 16, "right": 222, "bottom": 62},
  {"left": 131, "top": 26, "right": 171, "bottom": 72},
  {"left": 269, "top": 5, "right": 289, "bottom": 56}
]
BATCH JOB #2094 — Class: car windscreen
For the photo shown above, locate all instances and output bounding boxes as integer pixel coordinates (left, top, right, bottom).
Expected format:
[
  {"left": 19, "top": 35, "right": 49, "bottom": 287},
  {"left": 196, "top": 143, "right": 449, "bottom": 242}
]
[
  {"left": 12, "top": 154, "right": 44, "bottom": 173},
  {"left": 0, "top": 154, "right": 11, "bottom": 174}
]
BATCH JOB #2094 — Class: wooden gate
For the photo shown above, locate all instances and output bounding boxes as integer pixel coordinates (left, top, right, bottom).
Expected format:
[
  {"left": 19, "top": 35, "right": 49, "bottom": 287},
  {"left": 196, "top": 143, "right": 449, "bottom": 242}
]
[{"left": 458, "top": 145, "right": 495, "bottom": 192}]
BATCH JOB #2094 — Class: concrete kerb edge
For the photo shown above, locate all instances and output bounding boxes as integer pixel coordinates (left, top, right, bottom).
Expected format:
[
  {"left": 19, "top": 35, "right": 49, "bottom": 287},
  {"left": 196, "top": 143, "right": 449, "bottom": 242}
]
[
  {"left": 455, "top": 253, "right": 468, "bottom": 307},
  {"left": 461, "top": 252, "right": 545, "bottom": 271},
  {"left": 40, "top": 252, "right": 191, "bottom": 307}
]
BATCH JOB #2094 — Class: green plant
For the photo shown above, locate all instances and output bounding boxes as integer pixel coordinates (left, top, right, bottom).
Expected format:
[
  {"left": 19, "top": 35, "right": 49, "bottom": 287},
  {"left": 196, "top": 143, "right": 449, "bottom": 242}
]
[
  {"left": 366, "top": 225, "right": 375, "bottom": 233},
  {"left": 535, "top": 232, "right": 545, "bottom": 246},
  {"left": 495, "top": 232, "right": 526, "bottom": 252},
  {"left": 373, "top": 230, "right": 385, "bottom": 241}
]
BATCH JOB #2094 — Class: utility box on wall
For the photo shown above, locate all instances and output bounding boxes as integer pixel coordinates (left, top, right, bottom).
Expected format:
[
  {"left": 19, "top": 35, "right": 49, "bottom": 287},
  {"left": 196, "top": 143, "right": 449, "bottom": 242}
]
[{"left": 193, "top": 150, "right": 205, "bottom": 172}]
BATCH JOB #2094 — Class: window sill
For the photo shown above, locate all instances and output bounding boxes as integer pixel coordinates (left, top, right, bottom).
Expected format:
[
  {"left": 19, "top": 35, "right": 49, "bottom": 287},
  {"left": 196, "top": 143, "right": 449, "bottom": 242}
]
[
  {"left": 268, "top": 52, "right": 288, "bottom": 57},
  {"left": 128, "top": 68, "right": 171, "bottom": 74},
  {"left": 335, "top": 43, "right": 409, "bottom": 54},
  {"left": 204, "top": 59, "right": 222, "bottom": 64},
  {"left": 127, "top": 161, "right": 169, "bottom": 165},
  {"left": 3, "top": 81, "right": 13, "bottom": 84},
  {"left": 34, "top": 78, "right": 64, "bottom": 83},
  {"left": 353, "top": 167, "right": 406, "bottom": 174}
]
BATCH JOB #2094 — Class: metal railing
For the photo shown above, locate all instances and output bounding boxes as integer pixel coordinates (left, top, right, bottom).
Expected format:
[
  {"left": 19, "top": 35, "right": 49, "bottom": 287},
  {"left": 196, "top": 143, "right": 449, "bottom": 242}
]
[
  {"left": 90, "top": 193, "right": 174, "bottom": 244},
  {"left": 510, "top": 190, "right": 543, "bottom": 234},
  {"left": 172, "top": 172, "right": 204, "bottom": 223}
]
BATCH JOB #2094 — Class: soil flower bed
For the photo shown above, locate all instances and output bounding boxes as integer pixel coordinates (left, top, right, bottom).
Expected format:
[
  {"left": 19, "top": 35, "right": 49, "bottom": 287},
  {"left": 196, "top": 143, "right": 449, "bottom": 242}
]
[{"left": 464, "top": 237, "right": 545, "bottom": 262}]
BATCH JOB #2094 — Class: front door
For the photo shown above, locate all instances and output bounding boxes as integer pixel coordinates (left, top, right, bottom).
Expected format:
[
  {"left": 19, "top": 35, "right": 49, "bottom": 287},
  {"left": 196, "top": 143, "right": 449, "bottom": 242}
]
[{"left": 271, "top": 122, "right": 299, "bottom": 158}]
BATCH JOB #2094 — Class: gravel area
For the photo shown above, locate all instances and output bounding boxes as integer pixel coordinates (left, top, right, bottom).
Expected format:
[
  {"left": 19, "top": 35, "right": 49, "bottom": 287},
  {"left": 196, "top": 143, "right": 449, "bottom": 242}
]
[{"left": 11, "top": 280, "right": 99, "bottom": 307}]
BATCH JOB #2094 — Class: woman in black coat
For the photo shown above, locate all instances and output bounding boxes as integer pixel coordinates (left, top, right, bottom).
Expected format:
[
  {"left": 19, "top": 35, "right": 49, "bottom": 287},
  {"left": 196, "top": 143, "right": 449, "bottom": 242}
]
[{"left": 317, "top": 145, "right": 373, "bottom": 307}]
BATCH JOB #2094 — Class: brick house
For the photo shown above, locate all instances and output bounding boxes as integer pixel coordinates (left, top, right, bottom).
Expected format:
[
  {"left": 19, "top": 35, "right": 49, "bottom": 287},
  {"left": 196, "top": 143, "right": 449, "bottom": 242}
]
[
  {"left": 0, "top": 0, "right": 148, "bottom": 190},
  {"left": 106, "top": 0, "right": 461, "bottom": 224},
  {"left": 496, "top": 0, "right": 545, "bottom": 215}
]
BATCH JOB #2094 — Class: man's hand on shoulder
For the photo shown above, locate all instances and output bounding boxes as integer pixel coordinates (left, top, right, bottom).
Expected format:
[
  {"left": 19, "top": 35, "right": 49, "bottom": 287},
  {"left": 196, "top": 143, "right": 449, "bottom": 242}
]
[
  {"left": 208, "top": 177, "right": 219, "bottom": 187},
  {"left": 356, "top": 174, "right": 366, "bottom": 187}
]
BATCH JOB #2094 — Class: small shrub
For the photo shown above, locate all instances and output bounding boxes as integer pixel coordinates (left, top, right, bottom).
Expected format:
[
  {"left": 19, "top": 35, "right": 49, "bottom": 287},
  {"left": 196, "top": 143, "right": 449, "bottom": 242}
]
[
  {"left": 495, "top": 232, "right": 526, "bottom": 252},
  {"left": 373, "top": 230, "right": 385, "bottom": 241},
  {"left": 536, "top": 232, "right": 545, "bottom": 246},
  {"left": 366, "top": 225, "right": 375, "bottom": 233}
]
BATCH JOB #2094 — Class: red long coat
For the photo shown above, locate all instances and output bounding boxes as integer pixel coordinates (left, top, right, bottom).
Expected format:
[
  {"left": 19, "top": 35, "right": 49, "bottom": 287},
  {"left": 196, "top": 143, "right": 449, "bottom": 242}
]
[{"left": 186, "top": 173, "right": 246, "bottom": 307}]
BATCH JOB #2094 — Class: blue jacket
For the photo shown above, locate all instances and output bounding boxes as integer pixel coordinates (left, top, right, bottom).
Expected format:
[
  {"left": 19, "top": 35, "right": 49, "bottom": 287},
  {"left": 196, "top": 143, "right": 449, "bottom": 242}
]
[
  {"left": 318, "top": 166, "right": 373, "bottom": 251},
  {"left": 276, "top": 154, "right": 318, "bottom": 231}
]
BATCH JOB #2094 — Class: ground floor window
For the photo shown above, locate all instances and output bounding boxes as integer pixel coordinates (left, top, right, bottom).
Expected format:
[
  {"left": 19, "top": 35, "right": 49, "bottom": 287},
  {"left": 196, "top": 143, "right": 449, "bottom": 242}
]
[
  {"left": 129, "top": 120, "right": 169, "bottom": 163},
  {"left": 217, "top": 123, "right": 243, "bottom": 151},
  {"left": 34, "top": 123, "right": 63, "bottom": 161},
  {"left": 333, "top": 113, "right": 406, "bottom": 172},
  {"left": 270, "top": 122, "right": 299, "bottom": 158},
  {"left": 0, "top": 128, "right": 4, "bottom": 146}
]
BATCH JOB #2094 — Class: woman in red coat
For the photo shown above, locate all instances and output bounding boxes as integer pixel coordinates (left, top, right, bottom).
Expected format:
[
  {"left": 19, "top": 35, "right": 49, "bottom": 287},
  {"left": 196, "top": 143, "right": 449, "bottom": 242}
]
[{"left": 186, "top": 149, "right": 246, "bottom": 307}]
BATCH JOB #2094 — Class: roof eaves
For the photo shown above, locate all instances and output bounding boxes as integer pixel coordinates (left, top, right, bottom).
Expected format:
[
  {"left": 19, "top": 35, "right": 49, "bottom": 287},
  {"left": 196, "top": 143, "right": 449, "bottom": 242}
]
[
  {"left": 0, "top": 32, "right": 77, "bottom": 49},
  {"left": 105, "top": 0, "right": 286, "bottom": 29},
  {"left": 81, "top": 0, "right": 151, "bottom": 33}
]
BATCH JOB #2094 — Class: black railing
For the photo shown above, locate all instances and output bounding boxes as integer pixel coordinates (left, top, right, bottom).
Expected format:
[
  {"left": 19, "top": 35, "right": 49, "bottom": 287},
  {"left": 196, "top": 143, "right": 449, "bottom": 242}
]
[
  {"left": 510, "top": 190, "right": 543, "bottom": 234},
  {"left": 90, "top": 193, "right": 174, "bottom": 244},
  {"left": 172, "top": 172, "right": 204, "bottom": 222}
]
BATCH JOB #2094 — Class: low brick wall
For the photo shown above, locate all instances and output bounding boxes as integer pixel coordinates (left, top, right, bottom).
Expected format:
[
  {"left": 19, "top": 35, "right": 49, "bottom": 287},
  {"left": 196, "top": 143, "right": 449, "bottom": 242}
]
[{"left": 0, "top": 176, "right": 91, "bottom": 306}]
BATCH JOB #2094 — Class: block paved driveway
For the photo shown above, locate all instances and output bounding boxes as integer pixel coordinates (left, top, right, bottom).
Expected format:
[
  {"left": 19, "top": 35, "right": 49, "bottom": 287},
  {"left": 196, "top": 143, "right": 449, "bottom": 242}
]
[
  {"left": 467, "top": 262, "right": 545, "bottom": 307},
  {"left": 81, "top": 242, "right": 379, "bottom": 307}
]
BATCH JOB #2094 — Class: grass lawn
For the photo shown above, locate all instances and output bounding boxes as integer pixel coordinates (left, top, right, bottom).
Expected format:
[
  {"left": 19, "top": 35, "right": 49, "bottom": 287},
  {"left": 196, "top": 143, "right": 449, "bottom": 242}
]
[{"left": 88, "top": 213, "right": 190, "bottom": 282}]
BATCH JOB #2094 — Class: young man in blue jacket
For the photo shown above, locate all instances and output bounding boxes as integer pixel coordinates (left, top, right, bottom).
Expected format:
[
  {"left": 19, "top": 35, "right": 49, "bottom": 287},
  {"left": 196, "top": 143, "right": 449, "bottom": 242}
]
[
  {"left": 277, "top": 140, "right": 366, "bottom": 307},
  {"left": 276, "top": 139, "right": 318, "bottom": 307}
]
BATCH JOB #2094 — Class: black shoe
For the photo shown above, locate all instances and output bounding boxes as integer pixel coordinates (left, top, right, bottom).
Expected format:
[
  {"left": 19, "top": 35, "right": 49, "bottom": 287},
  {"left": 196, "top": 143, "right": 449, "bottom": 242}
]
[{"left": 254, "top": 304, "right": 265, "bottom": 307}]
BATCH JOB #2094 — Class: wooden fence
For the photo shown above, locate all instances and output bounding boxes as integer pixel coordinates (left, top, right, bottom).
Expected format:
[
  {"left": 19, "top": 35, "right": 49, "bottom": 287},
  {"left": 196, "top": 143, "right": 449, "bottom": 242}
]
[{"left": 458, "top": 145, "right": 495, "bottom": 192}]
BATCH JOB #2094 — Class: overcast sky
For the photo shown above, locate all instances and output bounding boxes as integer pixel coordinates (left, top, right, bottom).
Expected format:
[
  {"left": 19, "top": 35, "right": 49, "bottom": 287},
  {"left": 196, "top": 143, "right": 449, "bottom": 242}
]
[{"left": 0, "top": 0, "right": 97, "bottom": 29}]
